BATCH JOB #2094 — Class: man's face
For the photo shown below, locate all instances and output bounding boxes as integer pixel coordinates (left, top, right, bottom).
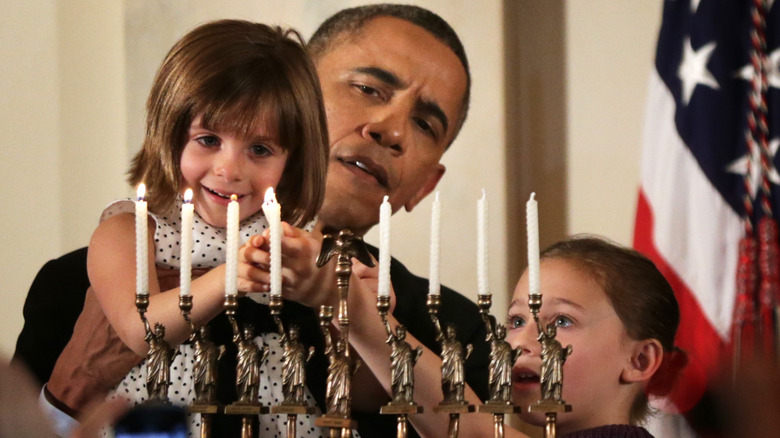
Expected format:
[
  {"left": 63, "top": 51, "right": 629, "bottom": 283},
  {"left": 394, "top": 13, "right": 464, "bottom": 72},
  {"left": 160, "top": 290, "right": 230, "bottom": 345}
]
[{"left": 315, "top": 17, "right": 468, "bottom": 235}]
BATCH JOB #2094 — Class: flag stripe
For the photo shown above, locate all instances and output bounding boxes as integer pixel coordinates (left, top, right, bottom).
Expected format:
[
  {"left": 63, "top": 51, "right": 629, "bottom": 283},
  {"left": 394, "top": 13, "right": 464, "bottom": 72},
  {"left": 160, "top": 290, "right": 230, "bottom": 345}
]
[
  {"left": 640, "top": 70, "right": 743, "bottom": 341},
  {"left": 635, "top": 189, "right": 727, "bottom": 413}
]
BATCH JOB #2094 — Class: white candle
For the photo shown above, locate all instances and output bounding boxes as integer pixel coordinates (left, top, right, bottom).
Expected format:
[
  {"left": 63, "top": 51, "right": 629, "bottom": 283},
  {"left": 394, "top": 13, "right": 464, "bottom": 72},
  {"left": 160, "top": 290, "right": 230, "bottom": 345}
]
[
  {"left": 378, "top": 195, "right": 391, "bottom": 298},
  {"left": 428, "top": 192, "right": 441, "bottom": 296},
  {"left": 179, "top": 189, "right": 194, "bottom": 297},
  {"left": 262, "top": 187, "right": 282, "bottom": 297},
  {"left": 135, "top": 183, "right": 149, "bottom": 297},
  {"left": 477, "top": 189, "right": 489, "bottom": 296},
  {"left": 527, "top": 192, "right": 540, "bottom": 296},
  {"left": 225, "top": 194, "right": 239, "bottom": 297}
]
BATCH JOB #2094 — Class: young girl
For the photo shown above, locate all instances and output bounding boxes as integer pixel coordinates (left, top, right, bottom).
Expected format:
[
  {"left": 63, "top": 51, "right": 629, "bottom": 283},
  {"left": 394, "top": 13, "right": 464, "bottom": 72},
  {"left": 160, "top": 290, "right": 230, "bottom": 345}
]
[
  {"left": 44, "top": 19, "right": 329, "bottom": 437},
  {"left": 346, "top": 235, "right": 686, "bottom": 438},
  {"left": 506, "top": 235, "right": 687, "bottom": 437}
]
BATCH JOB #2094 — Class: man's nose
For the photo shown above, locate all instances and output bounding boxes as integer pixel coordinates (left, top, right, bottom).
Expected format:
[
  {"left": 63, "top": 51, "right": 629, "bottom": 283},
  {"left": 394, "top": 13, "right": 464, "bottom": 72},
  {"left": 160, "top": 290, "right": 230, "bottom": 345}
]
[{"left": 361, "top": 106, "right": 408, "bottom": 154}]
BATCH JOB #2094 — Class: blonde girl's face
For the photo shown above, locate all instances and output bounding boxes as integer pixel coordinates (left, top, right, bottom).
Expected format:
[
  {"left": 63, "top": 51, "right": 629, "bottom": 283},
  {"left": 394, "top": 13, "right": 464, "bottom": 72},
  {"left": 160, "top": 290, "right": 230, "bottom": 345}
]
[
  {"left": 506, "top": 258, "right": 642, "bottom": 433},
  {"left": 180, "top": 115, "right": 289, "bottom": 228}
]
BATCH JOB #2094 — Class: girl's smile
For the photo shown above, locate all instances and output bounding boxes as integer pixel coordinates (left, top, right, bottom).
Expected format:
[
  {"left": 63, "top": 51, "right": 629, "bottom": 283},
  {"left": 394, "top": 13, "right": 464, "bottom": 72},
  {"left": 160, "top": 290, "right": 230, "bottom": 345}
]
[{"left": 180, "top": 115, "right": 288, "bottom": 228}]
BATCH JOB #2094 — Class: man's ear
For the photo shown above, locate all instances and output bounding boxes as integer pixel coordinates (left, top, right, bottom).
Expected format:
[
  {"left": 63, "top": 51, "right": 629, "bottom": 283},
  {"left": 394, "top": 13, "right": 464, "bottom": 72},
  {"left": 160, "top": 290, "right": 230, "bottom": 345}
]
[
  {"left": 621, "top": 339, "right": 663, "bottom": 384},
  {"left": 404, "top": 164, "right": 445, "bottom": 212}
]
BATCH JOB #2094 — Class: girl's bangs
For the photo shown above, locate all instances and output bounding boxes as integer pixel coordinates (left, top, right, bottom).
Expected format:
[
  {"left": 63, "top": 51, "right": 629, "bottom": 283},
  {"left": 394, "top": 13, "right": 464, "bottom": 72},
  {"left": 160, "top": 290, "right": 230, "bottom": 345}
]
[{"left": 195, "top": 93, "right": 280, "bottom": 142}]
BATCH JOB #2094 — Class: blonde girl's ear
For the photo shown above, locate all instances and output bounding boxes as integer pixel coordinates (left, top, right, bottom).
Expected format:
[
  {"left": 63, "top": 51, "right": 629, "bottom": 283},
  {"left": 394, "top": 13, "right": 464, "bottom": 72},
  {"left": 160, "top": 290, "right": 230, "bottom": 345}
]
[{"left": 621, "top": 338, "right": 663, "bottom": 384}]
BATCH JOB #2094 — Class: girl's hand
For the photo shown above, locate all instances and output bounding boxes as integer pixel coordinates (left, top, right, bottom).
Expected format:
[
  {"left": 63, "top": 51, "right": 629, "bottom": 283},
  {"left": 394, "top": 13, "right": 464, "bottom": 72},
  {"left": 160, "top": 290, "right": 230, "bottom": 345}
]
[
  {"left": 273, "top": 222, "right": 333, "bottom": 306},
  {"left": 237, "top": 234, "right": 272, "bottom": 294},
  {"left": 237, "top": 223, "right": 332, "bottom": 304}
]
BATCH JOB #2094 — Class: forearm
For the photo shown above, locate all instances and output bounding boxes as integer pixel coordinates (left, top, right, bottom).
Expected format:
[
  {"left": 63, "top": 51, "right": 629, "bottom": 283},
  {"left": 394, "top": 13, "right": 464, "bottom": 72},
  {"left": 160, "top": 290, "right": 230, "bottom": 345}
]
[
  {"left": 347, "top": 287, "right": 529, "bottom": 438},
  {"left": 112, "top": 268, "right": 227, "bottom": 356}
]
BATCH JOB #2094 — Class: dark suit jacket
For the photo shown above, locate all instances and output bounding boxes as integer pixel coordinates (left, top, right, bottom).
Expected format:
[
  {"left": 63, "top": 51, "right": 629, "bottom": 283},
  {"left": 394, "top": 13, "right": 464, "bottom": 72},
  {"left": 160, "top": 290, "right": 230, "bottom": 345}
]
[{"left": 13, "top": 247, "right": 90, "bottom": 385}]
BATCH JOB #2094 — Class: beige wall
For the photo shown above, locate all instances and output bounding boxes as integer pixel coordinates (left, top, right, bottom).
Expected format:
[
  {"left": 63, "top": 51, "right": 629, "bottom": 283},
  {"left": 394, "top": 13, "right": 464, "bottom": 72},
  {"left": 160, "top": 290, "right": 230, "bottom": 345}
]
[
  {"left": 1, "top": 1, "right": 62, "bottom": 359},
  {"left": 0, "top": 1, "right": 662, "bottom": 364},
  {"left": 565, "top": 1, "right": 663, "bottom": 242}
]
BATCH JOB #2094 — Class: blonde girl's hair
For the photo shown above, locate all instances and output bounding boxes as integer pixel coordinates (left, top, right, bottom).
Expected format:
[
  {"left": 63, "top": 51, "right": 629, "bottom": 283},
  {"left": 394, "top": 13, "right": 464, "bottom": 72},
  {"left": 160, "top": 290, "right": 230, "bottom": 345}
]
[{"left": 128, "top": 19, "right": 329, "bottom": 226}]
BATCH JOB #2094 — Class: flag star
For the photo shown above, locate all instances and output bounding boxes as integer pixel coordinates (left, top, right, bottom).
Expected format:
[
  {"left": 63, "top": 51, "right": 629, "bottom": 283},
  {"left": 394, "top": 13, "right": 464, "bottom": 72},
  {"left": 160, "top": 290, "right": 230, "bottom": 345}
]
[
  {"left": 736, "top": 48, "right": 780, "bottom": 90},
  {"left": 769, "top": 49, "right": 780, "bottom": 89},
  {"left": 727, "top": 138, "right": 780, "bottom": 199},
  {"left": 678, "top": 37, "right": 719, "bottom": 105}
]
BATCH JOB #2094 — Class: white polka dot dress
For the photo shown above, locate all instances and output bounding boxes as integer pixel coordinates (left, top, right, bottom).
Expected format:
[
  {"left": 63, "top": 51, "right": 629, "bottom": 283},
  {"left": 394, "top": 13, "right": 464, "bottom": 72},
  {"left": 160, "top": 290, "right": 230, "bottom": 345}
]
[{"left": 101, "top": 198, "right": 341, "bottom": 438}]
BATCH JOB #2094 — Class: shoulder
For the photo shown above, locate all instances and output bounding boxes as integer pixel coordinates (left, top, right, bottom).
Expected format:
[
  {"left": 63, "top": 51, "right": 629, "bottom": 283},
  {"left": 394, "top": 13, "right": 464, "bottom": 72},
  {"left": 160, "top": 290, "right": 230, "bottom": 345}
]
[
  {"left": 87, "top": 212, "right": 143, "bottom": 274},
  {"left": 99, "top": 199, "right": 135, "bottom": 223},
  {"left": 91, "top": 212, "right": 136, "bottom": 242}
]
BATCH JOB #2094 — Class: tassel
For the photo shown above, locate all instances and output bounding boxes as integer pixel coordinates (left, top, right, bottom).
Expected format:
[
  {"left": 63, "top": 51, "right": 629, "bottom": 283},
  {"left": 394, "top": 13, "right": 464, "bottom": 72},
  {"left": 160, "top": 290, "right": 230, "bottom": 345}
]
[
  {"left": 732, "top": 235, "right": 759, "bottom": 371},
  {"left": 758, "top": 217, "right": 779, "bottom": 359}
]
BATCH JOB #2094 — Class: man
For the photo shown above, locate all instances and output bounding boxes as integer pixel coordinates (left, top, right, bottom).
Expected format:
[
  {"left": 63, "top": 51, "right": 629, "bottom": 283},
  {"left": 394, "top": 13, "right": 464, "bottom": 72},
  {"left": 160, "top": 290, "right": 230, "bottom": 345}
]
[
  {"left": 287, "top": 7, "right": 491, "bottom": 436},
  {"left": 14, "top": 5, "right": 490, "bottom": 437}
]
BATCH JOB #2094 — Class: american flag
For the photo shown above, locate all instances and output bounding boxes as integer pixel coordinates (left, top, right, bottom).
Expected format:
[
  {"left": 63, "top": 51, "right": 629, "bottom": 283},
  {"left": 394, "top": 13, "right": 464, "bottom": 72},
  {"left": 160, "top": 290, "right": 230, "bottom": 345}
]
[{"left": 634, "top": 0, "right": 780, "bottom": 435}]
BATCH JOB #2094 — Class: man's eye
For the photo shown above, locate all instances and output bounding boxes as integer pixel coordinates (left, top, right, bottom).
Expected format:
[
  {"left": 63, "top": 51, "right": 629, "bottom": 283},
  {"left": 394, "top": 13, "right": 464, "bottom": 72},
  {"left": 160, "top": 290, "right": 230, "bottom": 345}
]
[
  {"left": 356, "top": 84, "right": 381, "bottom": 97},
  {"left": 414, "top": 118, "right": 437, "bottom": 138},
  {"left": 196, "top": 135, "right": 220, "bottom": 147},
  {"left": 251, "top": 144, "right": 271, "bottom": 157}
]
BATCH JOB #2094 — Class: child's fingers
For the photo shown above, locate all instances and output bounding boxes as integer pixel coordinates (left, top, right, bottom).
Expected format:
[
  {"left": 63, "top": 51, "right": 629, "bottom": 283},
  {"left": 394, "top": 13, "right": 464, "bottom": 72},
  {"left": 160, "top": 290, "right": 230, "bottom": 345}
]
[
  {"left": 240, "top": 241, "right": 271, "bottom": 266},
  {"left": 243, "top": 234, "right": 265, "bottom": 248},
  {"left": 237, "top": 262, "right": 271, "bottom": 293},
  {"left": 265, "top": 222, "right": 304, "bottom": 240}
]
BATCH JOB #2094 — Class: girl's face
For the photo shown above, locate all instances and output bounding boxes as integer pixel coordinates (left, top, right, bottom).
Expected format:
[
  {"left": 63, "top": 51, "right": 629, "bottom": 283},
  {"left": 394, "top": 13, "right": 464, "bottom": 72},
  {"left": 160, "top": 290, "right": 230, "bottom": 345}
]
[
  {"left": 180, "top": 115, "right": 288, "bottom": 227},
  {"left": 507, "top": 258, "right": 642, "bottom": 433}
]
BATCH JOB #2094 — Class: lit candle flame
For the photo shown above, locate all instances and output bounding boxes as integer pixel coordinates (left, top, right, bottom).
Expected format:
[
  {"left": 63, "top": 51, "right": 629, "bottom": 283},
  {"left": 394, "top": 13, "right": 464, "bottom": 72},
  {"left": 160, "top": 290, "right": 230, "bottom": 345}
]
[
  {"left": 264, "top": 187, "right": 277, "bottom": 204},
  {"left": 183, "top": 188, "right": 193, "bottom": 204},
  {"left": 137, "top": 183, "right": 146, "bottom": 201}
]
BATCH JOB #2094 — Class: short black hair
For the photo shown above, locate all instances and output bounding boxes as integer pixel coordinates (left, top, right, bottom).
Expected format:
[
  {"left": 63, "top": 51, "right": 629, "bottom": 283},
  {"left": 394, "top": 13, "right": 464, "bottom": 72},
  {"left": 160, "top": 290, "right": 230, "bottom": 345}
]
[{"left": 308, "top": 4, "right": 471, "bottom": 140}]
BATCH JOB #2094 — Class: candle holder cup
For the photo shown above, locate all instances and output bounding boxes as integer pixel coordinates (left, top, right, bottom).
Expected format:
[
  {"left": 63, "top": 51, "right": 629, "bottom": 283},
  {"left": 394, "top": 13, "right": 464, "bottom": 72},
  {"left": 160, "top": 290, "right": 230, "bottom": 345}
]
[{"left": 178, "top": 294, "right": 194, "bottom": 332}]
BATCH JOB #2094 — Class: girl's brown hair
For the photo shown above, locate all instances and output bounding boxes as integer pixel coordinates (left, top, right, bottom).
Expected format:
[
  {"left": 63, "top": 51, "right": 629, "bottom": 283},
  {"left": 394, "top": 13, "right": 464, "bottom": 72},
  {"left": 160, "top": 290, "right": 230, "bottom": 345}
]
[
  {"left": 540, "top": 235, "right": 687, "bottom": 424},
  {"left": 128, "top": 20, "right": 328, "bottom": 226}
]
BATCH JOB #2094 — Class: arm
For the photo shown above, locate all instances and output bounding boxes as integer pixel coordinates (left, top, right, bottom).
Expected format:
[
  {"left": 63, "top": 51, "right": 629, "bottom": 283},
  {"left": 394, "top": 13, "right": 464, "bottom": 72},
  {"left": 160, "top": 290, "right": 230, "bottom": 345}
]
[
  {"left": 249, "top": 222, "right": 340, "bottom": 310},
  {"left": 88, "top": 214, "right": 262, "bottom": 356},
  {"left": 346, "top": 281, "right": 526, "bottom": 438}
]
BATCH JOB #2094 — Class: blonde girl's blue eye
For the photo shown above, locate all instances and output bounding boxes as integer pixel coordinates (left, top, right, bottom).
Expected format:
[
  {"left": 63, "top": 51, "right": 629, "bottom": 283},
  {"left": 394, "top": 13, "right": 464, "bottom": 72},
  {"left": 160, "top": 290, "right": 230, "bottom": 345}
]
[
  {"left": 553, "top": 315, "right": 573, "bottom": 328},
  {"left": 507, "top": 314, "right": 526, "bottom": 330}
]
